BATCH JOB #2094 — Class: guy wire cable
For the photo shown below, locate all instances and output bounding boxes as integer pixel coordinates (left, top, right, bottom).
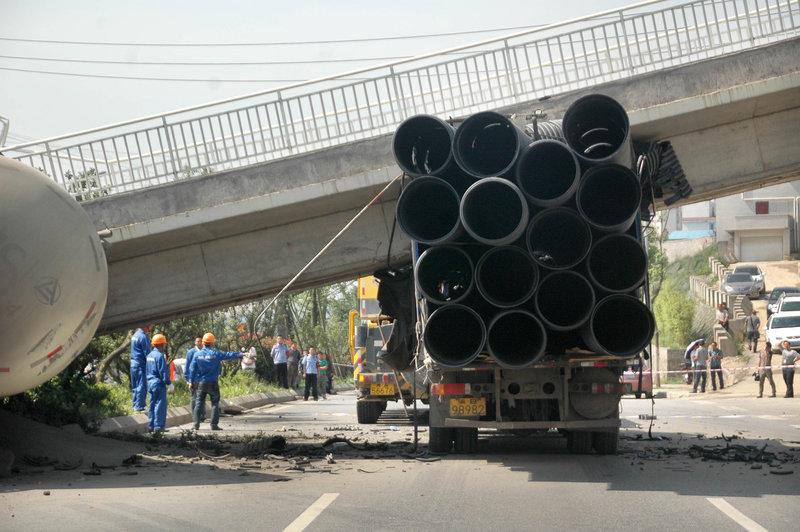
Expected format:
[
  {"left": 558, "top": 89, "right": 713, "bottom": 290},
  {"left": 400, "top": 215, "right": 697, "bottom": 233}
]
[{"left": 255, "top": 172, "right": 404, "bottom": 327}]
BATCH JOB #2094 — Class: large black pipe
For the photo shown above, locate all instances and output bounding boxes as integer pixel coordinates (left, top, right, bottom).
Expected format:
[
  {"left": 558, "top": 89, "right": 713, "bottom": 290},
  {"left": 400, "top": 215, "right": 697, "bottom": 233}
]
[
  {"left": 424, "top": 304, "right": 486, "bottom": 367},
  {"left": 562, "top": 94, "right": 631, "bottom": 168},
  {"left": 393, "top": 115, "right": 455, "bottom": 177},
  {"left": 487, "top": 310, "right": 547, "bottom": 368},
  {"left": 476, "top": 246, "right": 538, "bottom": 308},
  {"left": 461, "top": 178, "right": 529, "bottom": 246},
  {"left": 534, "top": 271, "right": 595, "bottom": 331},
  {"left": 576, "top": 164, "right": 641, "bottom": 232},
  {"left": 516, "top": 139, "right": 580, "bottom": 207},
  {"left": 396, "top": 176, "right": 462, "bottom": 244},
  {"left": 526, "top": 207, "right": 592, "bottom": 270},
  {"left": 415, "top": 245, "right": 475, "bottom": 304},
  {"left": 587, "top": 233, "right": 648, "bottom": 293},
  {"left": 452, "top": 111, "right": 531, "bottom": 179},
  {"left": 581, "top": 294, "right": 655, "bottom": 358}
]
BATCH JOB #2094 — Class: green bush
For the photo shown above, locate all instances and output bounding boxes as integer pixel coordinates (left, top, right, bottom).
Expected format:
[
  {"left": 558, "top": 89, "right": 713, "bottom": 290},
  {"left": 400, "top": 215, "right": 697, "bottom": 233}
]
[
  {"left": 1, "top": 375, "right": 127, "bottom": 430},
  {"left": 653, "top": 279, "right": 696, "bottom": 348}
]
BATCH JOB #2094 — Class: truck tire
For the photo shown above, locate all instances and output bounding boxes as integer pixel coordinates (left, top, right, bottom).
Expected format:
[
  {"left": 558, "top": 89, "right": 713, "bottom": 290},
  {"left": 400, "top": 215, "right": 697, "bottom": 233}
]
[
  {"left": 356, "top": 401, "right": 381, "bottom": 424},
  {"left": 566, "top": 431, "right": 593, "bottom": 454},
  {"left": 429, "top": 427, "right": 453, "bottom": 453},
  {"left": 592, "top": 429, "right": 619, "bottom": 454},
  {"left": 453, "top": 428, "right": 478, "bottom": 454}
]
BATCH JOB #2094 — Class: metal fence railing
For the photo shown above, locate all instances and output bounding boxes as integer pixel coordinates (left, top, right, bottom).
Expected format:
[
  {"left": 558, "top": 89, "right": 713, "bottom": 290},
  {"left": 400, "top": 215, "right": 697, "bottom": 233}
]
[{"left": 5, "top": 0, "right": 799, "bottom": 199}]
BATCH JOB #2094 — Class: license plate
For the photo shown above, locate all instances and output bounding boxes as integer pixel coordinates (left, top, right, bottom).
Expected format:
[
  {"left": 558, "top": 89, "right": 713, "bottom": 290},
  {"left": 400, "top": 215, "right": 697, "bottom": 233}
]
[
  {"left": 449, "top": 397, "right": 486, "bottom": 417},
  {"left": 370, "top": 383, "right": 395, "bottom": 396}
]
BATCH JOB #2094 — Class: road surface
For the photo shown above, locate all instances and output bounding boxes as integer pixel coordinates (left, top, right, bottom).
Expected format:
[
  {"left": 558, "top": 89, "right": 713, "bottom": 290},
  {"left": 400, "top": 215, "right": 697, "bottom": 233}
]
[{"left": 2, "top": 389, "right": 798, "bottom": 531}]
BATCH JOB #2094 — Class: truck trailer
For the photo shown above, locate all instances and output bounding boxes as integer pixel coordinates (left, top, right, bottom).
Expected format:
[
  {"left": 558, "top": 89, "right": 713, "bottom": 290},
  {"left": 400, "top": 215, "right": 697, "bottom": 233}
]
[{"left": 374, "top": 93, "right": 663, "bottom": 454}]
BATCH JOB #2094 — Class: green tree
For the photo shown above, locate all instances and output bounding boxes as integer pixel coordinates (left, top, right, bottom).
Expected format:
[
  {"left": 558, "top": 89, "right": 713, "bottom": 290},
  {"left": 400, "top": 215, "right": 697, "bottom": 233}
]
[{"left": 653, "top": 279, "right": 695, "bottom": 348}]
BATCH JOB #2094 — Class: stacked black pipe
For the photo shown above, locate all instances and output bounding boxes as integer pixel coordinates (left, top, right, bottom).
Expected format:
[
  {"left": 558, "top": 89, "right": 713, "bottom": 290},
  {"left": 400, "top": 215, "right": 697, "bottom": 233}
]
[{"left": 393, "top": 94, "right": 655, "bottom": 369}]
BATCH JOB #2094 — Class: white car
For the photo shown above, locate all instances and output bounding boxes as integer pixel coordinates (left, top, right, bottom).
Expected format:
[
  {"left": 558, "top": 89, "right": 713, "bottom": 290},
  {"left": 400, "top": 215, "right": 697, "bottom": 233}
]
[
  {"left": 765, "top": 311, "right": 800, "bottom": 353},
  {"left": 732, "top": 264, "right": 766, "bottom": 295},
  {"left": 775, "top": 294, "right": 800, "bottom": 314}
]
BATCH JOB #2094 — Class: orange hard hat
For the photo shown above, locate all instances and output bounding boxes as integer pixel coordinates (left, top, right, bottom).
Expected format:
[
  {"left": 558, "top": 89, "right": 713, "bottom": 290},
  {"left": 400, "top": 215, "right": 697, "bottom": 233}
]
[
  {"left": 151, "top": 333, "right": 167, "bottom": 345},
  {"left": 202, "top": 332, "right": 215, "bottom": 344}
]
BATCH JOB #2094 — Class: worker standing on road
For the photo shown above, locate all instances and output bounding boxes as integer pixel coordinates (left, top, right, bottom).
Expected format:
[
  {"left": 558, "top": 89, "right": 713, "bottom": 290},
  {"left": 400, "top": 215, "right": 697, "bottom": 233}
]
[
  {"left": 271, "top": 335, "right": 290, "bottom": 389},
  {"left": 287, "top": 342, "right": 301, "bottom": 389},
  {"left": 691, "top": 340, "right": 708, "bottom": 393},
  {"left": 318, "top": 353, "right": 328, "bottom": 400},
  {"left": 184, "top": 335, "right": 206, "bottom": 423},
  {"left": 780, "top": 340, "right": 798, "bottom": 398},
  {"left": 130, "top": 326, "right": 152, "bottom": 413},
  {"left": 301, "top": 346, "right": 319, "bottom": 401},
  {"left": 758, "top": 342, "right": 777, "bottom": 398},
  {"left": 191, "top": 333, "right": 243, "bottom": 430},
  {"left": 146, "top": 334, "right": 171, "bottom": 434},
  {"left": 708, "top": 341, "right": 724, "bottom": 391}
]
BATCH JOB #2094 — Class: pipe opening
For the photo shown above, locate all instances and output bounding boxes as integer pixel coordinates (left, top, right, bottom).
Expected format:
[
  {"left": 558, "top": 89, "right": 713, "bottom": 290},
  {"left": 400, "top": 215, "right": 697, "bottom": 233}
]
[
  {"left": 415, "top": 245, "right": 474, "bottom": 304},
  {"left": 396, "top": 176, "right": 461, "bottom": 244},
  {"left": 588, "top": 234, "right": 647, "bottom": 293},
  {"left": 577, "top": 164, "right": 641, "bottom": 232},
  {"left": 461, "top": 178, "right": 528, "bottom": 245},
  {"left": 424, "top": 305, "right": 486, "bottom": 367},
  {"left": 562, "top": 94, "right": 630, "bottom": 165},
  {"left": 526, "top": 208, "right": 592, "bottom": 269},
  {"left": 453, "top": 112, "right": 528, "bottom": 178},
  {"left": 535, "top": 271, "right": 595, "bottom": 330},
  {"left": 476, "top": 246, "right": 538, "bottom": 308},
  {"left": 586, "top": 295, "right": 655, "bottom": 357},
  {"left": 487, "top": 310, "right": 546, "bottom": 368},
  {"left": 392, "top": 115, "right": 454, "bottom": 176},
  {"left": 516, "top": 140, "right": 579, "bottom": 206}
]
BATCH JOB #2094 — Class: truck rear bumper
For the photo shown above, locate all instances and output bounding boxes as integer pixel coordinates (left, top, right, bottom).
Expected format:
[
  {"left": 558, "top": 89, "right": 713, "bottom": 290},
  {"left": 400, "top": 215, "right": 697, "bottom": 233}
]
[{"left": 444, "top": 418, "right": 620, "bottom": 430}]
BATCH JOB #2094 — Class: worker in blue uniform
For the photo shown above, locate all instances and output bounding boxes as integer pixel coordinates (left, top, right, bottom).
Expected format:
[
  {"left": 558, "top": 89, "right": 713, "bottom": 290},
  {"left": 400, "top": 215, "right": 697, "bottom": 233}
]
[
  {"left": 130, "top": 326, "right": 152, "bottom": 412},
  {"left": 184, "top": 335, "right": 206, "bottom": 423},
  {"left": 146, "top": 333, "right": 171, "bottom": 434},
  {"left": 190, "top": 332, "right": 243, "bottom": 430}
]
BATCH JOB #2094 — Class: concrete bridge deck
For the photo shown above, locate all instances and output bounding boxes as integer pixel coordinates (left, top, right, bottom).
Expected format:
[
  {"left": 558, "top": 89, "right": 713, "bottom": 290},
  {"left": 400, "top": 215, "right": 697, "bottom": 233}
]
[{"left": 81, "top": 38, "right": 800, "bottom": 331}]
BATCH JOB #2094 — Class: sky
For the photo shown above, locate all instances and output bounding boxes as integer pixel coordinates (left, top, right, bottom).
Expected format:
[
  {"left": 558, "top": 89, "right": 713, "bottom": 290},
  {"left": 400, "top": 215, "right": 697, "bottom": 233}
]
[{"left": 0, "top": 0, "right": 640, "bottom": 145}]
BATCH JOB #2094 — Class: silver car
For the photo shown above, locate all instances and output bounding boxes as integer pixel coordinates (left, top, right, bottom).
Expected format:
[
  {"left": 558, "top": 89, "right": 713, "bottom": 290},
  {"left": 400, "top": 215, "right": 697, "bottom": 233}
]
[
  {"left": 721, "top": 273, "right": 759, "bottom": 298},
  {"left": 732, "top": 265, "right": 766, "bottom": 295}
]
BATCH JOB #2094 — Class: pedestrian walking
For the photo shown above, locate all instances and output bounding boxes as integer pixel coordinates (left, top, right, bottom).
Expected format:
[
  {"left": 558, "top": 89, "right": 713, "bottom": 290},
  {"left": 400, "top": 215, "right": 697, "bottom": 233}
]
[
  {"left": 691, "top": 340, "right": 708, "bottom": 393},
  {"left": 184, "top": 335, "right": 205, "bottom": 423},
  {"left": 780, "top": 340, "right": 798, "bottom": 398},
  {"left": 271, "top": 335, "right": 290, "bottom": 389},
  {"left": 708, "top": 341, "right": 724, "bottom": 390},
  {"left": 301, "top": 346, "right": 319, "bottom": 401},
  {"left": 758, "top": 342, "right": 777, "bottom": 398},
  {"left": 287, "top": 342, "right": 301, "bottom": 388},
  {"left": 190, "top": 333, "right": 243, "bottom": 430},
  {"left": 130, "top": 326, "right": 152, "bottom": 412},
  {"left": 745, "top": 310, "right": 761, "bottom": 352},
  {"left": 146, "top": 334, "right": 171, "bottom": 433}
]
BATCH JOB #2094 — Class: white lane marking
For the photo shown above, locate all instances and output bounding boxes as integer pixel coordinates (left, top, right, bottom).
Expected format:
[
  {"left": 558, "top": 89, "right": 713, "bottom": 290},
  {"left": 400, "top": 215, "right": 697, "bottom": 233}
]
[
  {"left": 283, "top": 493, "right": 340, "bottom": 532},
  {"left": 707, "top": 498, "right": 768, "bottom": 532},
  {"left": 791, "top": 424, "right": 800, "bottom": 429}
]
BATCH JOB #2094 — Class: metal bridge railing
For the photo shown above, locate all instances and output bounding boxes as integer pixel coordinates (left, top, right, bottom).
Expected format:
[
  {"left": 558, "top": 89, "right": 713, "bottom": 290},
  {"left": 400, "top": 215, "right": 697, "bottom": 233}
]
[{"left": 5, "top": 0, "right": 799, "bottom": 199}]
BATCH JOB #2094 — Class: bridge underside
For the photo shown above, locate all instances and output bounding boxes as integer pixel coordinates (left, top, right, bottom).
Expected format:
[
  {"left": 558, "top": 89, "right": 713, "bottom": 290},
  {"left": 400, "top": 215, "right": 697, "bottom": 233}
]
[{"left": 84, "top": 38, "right": 800, "bottom": 331}]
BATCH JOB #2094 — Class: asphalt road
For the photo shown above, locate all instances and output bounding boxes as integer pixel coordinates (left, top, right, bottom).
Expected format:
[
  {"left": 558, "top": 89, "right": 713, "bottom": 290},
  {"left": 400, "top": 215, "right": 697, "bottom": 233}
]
[{"left": 2, "top": 392, "right": 798, "bottom": 532}]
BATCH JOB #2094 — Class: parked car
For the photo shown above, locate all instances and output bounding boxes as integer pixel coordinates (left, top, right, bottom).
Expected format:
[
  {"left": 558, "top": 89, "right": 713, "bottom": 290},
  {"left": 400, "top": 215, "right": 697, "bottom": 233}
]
[
  {"left": 732, "top": 264, "right": 766, "bottom": 295},
  {"left": 721, "top": 272, "right": 760, "bottom": 299},
  {"left": 774, "top": 293, "right": 800, "bottom": 314},
  {"left": 765, "top": 311, "right": 800, "bottom": 353},
  {"left": 621, "top": 359, "right": 652, "bottom": 398},
  {"left": 767, "top": 286, "right": 800, "bottom": 317}
]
